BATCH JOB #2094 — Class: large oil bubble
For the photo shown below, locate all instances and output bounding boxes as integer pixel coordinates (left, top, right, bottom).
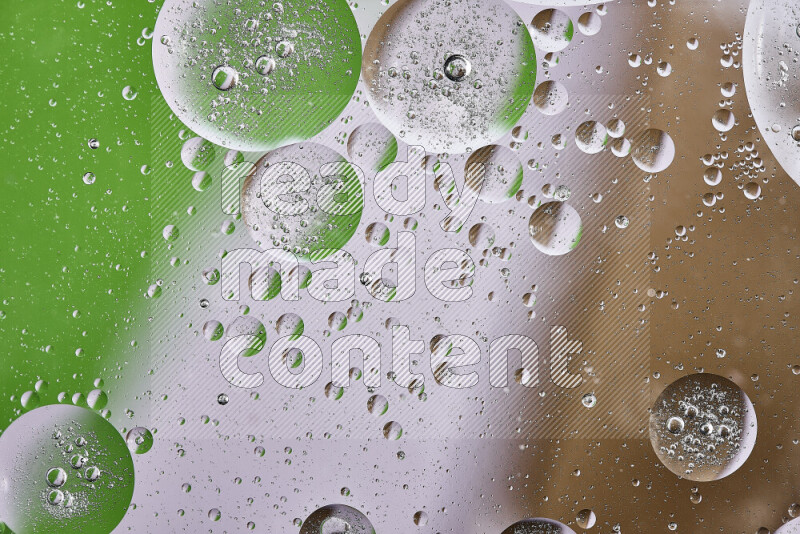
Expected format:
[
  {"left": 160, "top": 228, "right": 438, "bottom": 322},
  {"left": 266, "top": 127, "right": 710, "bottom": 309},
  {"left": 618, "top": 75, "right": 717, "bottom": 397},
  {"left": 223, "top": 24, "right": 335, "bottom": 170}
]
[
  {"left": 153, "top": 0, "right": 361, "bottom": 152},
  {"left": 743, "top": 0, "right": 800, "bottom": 186},
  {"left": 241, "top": 143, "right": 364, "bottom": 262},
  {"left": 299, "top": 504, "right": 375, "bottom": 534},
  {"left": 631, "top": 129, "right": 675, "bottom": 173},
  {"left": 362, "top": 0, "right": 537, "bottom": 153},
  {"left": 776, "top": 518, "right": 800, "bottom": 534},
  {"left": 528, "top": 202, "right": 583, "bottom": 256},
  {"left": 501, "top": 518, "right": 577, "bottom": 534},
  {"left": 0, "top": 404, "right": 134, "bottom": 534},
  {"left": 466, "top": 145, "right": 524, "bottom": 204},
  {"left": 649, "top": 373, "right": 757, "bottom": 482}
]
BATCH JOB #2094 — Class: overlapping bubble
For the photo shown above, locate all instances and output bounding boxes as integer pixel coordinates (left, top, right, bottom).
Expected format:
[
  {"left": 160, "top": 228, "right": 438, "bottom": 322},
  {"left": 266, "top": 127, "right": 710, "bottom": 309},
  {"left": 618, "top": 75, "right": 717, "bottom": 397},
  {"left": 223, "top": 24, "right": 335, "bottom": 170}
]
[
  {"left": 153, "top": 0, "right": 361, "bottom": 152},
  {"left": 649, "top": 373, "right": 757, "bottom": 481},
  {"left": 362, "top": 0, "right": 537, "bottom": 153},
  {"left": 743, "top": 0, "right": 800, "bottom": 187}
]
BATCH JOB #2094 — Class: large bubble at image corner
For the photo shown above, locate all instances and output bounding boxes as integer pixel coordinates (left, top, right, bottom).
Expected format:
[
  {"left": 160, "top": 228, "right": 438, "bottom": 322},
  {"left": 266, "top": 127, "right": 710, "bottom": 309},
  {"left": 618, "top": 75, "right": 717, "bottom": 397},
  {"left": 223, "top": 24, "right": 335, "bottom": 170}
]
[
  {"left": 241, "top": 142, "right": 364, "bottom": 262},
  {"left": 362, "top": 0, "right": 537, "bottom": 154},
  {"left": 528, "top": 201, "right": 583, "bottom": 256},
  {"left": 299, "top": 504, "right": 375, "bottom": 534},
  {"left": 0, "top": 404, "right": 134, "bottom": 534},
  {"left": 501, "top": 518, "right": 577, "bottom": 534},
  {"left": 649, "top": 373, "right": 757, "bottom": 482},
  {"left": 152, "top": 0, "right": 361, "bottom": 153},
  {"left": 776, "top": 518, "right": 800, "bottom": 534},
  {"left": 743, "top": 0, "right": 800, "bottom": 188}
]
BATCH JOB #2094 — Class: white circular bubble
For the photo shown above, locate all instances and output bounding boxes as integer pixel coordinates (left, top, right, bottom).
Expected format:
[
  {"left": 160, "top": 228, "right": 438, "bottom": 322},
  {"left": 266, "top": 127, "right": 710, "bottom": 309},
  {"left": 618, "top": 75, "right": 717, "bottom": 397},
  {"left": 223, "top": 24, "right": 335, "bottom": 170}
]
[
  {"left": 649, "top": 373, "right": 757, "bottom": 482},
  {"left": 153, "top": 0, "right": 361, "bottom": 152},
  {"left": 744, "top": 0, "right": 800, "bottom": 186},
  {"left": 533, "top": 80, "right": 569, "bottom": 116},
  {"left": 528, "top": 201, "right": 583, "bottom": 256},
  {"left": 528, "top": 9, "right": 574, "bottom": 53},
  {"left": 575, "top": 121, "right": 608, "bottom": 154},
  {"left": 606, "top": 118, "right": 625, "bottom": 138},
  {"left": 466, "top": 145, "right": 524, "bottom": 204},
  {"left": 712, "top": 109, "right": 736, "bottom": 133},
  {"left": 576, "top": 509, "right": 597, "bottom": 529},
  {"left": 610, "top": 137, "right": 631, "bottom": 157},
  {"left": 577, "top": 12, "right": 602, "bottom": 36},
  {"left": 501, "top": 518, "right": 577, "bottom": 534},
  {"left": 241, "top": 143, "right": 364, "bottom": 262},
  {"left": 362, "top": 0, "right": 537, "bottom": 153},
  {"left": 631, "top": 129, "right": 675, "bottom": 173}
]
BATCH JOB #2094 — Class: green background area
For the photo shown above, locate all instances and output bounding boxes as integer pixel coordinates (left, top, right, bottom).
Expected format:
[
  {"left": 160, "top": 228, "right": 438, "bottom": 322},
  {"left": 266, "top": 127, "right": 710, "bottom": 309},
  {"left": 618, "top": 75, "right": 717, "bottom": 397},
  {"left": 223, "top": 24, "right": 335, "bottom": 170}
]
[{"left": 0, "top": 0, "right": 160, "bottom": 429}]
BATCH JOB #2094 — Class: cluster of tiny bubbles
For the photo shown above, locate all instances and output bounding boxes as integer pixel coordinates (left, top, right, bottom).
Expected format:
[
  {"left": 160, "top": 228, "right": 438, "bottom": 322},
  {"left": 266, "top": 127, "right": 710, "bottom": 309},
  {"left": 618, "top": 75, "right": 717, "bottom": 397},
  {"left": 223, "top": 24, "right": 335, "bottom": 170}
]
[
  {"left": 465, "top": 145, "right": 524, "bottom": 204},
  {"left": 346, "top": 122, "right": 398, "bottom": 175},
  {"left": 0, "top": 404, "right": 134, "bottom": 534},
  {"left": 298, "top": 504, "right": 375, "bottom": 534},
  {"left": 125, "top": 426, "right": 154, "bottom": 454},
  {"left": 241, "top": 142, "right": 364, "bottom": 262},
  {"left": 743, "top": 0, "right": 800, "bottom": 187},
  {"left": 528, "top": 201, "right": 583, "bottom": 256},
  {"left": 533, "top": 80, "right": 569, "bottom": 116},
  {"left": 649, "top": 373, "right": 757, "bottom": 481},
  {"left": 361, "top": 0, "right": 537, "bottom": 153},
  {"left": 528, "top": 9, "right": 574, "bottom": 53},
  {"left": 501, "top": 517, "right": 577, "bottom": 534},
  {"left": 152, "top": 0, "right": 361, "bottom": 152}
]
